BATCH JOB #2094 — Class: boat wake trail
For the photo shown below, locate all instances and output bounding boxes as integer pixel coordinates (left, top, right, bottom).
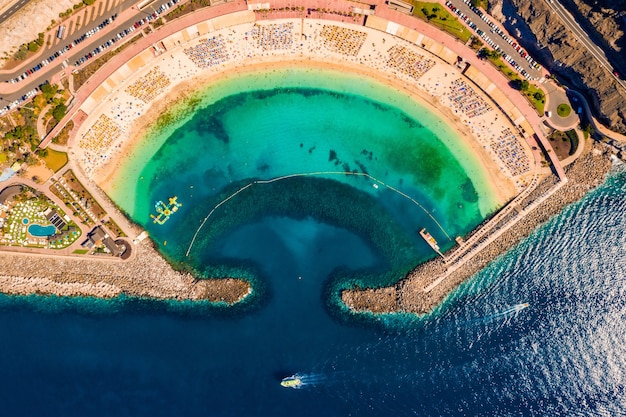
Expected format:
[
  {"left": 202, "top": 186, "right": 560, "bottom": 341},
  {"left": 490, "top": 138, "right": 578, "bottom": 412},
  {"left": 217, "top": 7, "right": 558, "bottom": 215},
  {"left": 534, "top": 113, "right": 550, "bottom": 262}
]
[
  {"left": 297, "top": 371, "right": 351, "bottom": 387},
  {"left": 297, "top": 373, "right": 328, "bottom": 387},
  {"left": 472, "top": 303, "right": 530, "bottom": 325}
]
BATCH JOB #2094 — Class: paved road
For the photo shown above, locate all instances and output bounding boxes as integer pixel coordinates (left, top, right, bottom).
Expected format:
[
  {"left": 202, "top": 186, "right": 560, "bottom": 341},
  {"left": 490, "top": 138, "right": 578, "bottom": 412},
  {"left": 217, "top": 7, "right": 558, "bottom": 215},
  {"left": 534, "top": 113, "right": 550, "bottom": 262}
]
[
  {"left": 543, "top": 81, "right": 580, "bottom": 130},
  {"left": 0, "top": 0, "right": 30, "bottom": 25},
  {"left": 545, "top": 0, "right": 626, "bottom": 92},
  {"left": 0, "top": 0, "right": 179, "bottom": 102},
  {"left": 446, "top": 0, "right": 542, "bottom": 80}
]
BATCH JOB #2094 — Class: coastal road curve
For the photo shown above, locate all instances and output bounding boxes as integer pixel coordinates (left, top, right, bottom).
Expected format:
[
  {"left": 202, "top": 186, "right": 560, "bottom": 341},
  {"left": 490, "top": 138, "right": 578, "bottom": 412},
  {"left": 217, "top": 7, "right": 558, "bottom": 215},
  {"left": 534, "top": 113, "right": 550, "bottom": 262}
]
[
  {"left": 0, "top": 0, "right": 31, "bottom": 25},
  {"left": 544, "top": 0, "right": 626, "bottom": 92},
  {"left": 567, "top": 88, "right": 626, "bottom": 145}
]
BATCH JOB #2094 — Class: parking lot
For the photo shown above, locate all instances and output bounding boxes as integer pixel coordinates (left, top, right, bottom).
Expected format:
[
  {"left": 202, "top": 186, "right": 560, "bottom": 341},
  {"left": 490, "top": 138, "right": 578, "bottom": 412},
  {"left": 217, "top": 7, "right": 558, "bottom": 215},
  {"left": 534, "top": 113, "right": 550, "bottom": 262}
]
[{"left": 446, "top": 0, "right": 543, "bottom": 81}]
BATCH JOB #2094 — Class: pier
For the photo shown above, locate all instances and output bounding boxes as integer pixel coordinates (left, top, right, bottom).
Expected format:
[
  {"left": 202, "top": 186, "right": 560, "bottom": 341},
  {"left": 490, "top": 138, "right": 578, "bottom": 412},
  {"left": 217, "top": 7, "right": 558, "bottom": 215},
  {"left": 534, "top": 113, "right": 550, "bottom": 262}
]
[
  {"left": 342, "top": 144, "right": 611, "bottom": 314},
  {"left": 425, "top": 175, "right": 565, "bottom": 292}
]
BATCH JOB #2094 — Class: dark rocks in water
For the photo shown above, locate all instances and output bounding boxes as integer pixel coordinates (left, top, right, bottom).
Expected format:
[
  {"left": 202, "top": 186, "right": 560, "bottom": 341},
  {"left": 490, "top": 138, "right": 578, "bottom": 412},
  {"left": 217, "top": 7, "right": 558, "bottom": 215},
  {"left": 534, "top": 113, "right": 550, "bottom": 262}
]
[
  {"left": 461, "top": 178, "right": 479, "bottom": 203},
  {"left": 354, "top": 160, "right": 369, "bottom": 175},
  {"left": 360, "top": 149, "right": 374, "bottom": 161}
]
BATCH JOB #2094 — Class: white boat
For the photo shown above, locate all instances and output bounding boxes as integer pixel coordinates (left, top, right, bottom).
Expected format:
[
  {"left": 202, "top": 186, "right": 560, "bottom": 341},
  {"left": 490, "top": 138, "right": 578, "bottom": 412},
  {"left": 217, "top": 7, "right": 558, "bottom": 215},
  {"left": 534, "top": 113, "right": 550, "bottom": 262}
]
[{"left": 280, "top": 375, "right": 303, "bottom": 388}]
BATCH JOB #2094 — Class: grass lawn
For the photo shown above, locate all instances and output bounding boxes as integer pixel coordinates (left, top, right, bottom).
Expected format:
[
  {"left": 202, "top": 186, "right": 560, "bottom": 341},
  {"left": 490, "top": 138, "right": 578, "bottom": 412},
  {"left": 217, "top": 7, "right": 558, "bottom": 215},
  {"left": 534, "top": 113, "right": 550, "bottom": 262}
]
[
  {"left": 526, "top": 84, "right": 546, "bottom": 116},
  {"left": 557, "top": 103, "right": 572, "bottom": 117},
  {"left": 413, "top": 2, "right": 473, "bottom": 42},
  {"left": 73, "top": 249, "right": 89, "bottom": 254},
  {"left": 42, "top": 149, "right": 68, "bottom": 172},
  {"left": 491, "top": 57, "right": 518, "bottom": 79}
]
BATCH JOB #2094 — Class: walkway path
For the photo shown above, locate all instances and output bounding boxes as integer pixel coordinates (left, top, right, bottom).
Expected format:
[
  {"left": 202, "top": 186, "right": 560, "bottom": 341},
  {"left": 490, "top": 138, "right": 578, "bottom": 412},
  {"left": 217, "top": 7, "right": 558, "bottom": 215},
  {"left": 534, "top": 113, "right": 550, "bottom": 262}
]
[
  {"left": 35, "top": 103, "right": 51, "bottom": 139},
  {"left": 567, "top": 88, "right": 626, "bottom": 143}
]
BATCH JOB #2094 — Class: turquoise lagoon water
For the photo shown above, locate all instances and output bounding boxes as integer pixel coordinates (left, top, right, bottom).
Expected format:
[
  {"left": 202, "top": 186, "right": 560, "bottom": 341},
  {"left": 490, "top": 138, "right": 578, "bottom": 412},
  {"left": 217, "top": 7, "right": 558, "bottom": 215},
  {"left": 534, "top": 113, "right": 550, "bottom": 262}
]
[{"left": 106, "top": 67, "right": 498, "bottom": 287}]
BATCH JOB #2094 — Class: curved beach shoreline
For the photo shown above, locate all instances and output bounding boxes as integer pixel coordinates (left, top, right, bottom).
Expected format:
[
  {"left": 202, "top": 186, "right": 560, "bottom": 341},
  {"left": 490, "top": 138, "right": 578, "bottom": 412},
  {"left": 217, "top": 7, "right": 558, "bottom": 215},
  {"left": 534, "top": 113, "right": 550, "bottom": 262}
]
[{"left": 95, "top": 58, "right": 515, "bottom": 211}]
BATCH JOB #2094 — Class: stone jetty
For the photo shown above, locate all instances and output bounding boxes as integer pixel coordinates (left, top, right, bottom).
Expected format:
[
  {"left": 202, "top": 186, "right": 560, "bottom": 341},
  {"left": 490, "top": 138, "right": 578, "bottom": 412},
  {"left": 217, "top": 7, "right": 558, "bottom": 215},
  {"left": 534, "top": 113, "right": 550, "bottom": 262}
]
[
  {"left": 0, "top": 240, "right": 251, "bottom": 304},
  {"left": 342, "top": 142, "right": 614, "bottom": 314}
]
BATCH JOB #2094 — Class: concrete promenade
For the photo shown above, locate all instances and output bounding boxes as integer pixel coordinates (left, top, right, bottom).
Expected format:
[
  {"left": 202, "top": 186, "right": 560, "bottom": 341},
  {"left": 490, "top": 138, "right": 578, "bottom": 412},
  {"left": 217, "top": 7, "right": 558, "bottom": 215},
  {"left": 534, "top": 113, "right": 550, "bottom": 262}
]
[{"left": 425, "top": 177, "right": 565, "bottom": 292}]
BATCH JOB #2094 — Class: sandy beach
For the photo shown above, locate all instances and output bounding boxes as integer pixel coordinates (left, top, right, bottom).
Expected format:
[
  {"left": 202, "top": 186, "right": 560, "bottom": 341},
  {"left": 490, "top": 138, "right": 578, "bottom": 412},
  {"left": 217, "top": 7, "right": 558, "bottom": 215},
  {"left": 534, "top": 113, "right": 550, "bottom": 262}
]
[{"left": 75, "top": 19, "right": 528, "bottom": 210}]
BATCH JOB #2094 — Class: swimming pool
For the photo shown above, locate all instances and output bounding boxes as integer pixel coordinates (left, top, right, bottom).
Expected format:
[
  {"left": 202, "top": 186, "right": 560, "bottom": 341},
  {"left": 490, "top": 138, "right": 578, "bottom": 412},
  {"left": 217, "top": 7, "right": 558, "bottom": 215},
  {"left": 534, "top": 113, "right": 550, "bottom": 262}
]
[{"left": 28, "top": 224, "right": 56, "bottom": 237}]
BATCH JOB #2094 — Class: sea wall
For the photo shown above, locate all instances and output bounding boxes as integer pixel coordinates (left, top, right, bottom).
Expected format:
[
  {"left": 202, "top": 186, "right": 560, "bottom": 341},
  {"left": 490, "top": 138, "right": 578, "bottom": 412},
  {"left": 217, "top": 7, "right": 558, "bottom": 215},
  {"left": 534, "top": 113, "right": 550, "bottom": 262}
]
[
  {"left": 0, "top": 241, "right": 251, "bottom": 303},
  {"left": 342, "top": 142, "right": 614, "bottom": 314}
]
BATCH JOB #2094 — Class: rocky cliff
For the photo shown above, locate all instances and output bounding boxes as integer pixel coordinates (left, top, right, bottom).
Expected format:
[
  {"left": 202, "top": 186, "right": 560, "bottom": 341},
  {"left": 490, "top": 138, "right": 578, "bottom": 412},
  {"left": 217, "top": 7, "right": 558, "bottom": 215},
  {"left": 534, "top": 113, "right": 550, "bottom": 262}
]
[
  {"left": 564, "top": 0, "right": 625, "bottom": 57},
  {"left": 489, "top": 0, "right": 626, "bottom": 134}
]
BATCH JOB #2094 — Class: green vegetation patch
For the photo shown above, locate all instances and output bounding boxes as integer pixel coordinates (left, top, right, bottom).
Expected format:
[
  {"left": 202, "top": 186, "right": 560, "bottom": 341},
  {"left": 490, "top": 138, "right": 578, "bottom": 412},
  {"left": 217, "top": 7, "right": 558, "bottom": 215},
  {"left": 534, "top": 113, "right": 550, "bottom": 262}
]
[
  {"left": 557, "top": 103, "right": 572, "bottom": 117},
  {"left": 565, "top": 129, "right": 579, "bottom": 155},
  {"left": 72, "top": 249, "right": 89, "bottom": 254},
  {"left": 527, "top": 85, "right": 546, "bottom": 116},
  {"left": 471, "top": 0, "right": 488, "bottom": 8},
  {"left": 165, "top": 0, "right": 212, "bottom": 20},
  {"left": 51, "top": 120, "right": 74, "bottom": 146},
  {"left": 412, "top": 2, "right": 473, "bottom": 42},
  {"left": 61, "top": 169, "right": 107, "bottom": 220},
  {"left": 104, "top": 218, "right": 126, "bottom": 238},
  {"left": 41, "top": 149, "right": 69, "bottom": 172}
]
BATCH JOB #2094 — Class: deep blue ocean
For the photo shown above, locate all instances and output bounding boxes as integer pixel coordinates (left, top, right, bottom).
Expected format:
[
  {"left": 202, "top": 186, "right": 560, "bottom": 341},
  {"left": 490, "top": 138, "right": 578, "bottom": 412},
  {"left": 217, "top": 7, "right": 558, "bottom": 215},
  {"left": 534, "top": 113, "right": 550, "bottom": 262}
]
[{"left": 2, "top": 162, "right": 626, "bottom": 416}]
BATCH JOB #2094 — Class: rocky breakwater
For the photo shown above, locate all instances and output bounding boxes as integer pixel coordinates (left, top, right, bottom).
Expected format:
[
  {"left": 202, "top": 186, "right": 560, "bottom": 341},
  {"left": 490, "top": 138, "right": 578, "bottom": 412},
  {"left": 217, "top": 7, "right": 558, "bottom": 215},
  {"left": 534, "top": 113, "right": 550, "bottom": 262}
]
[
  {"left": 489, "top": 0, "right": 626, "bottom": 134},
  {"left": 0, "top": 241, "right": 251, "bottom": 304},
  {"left": 342, "top": 142, "right": 613, "bottom": 315}
]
